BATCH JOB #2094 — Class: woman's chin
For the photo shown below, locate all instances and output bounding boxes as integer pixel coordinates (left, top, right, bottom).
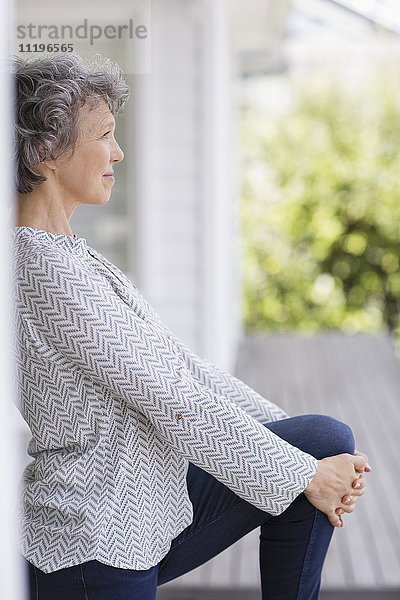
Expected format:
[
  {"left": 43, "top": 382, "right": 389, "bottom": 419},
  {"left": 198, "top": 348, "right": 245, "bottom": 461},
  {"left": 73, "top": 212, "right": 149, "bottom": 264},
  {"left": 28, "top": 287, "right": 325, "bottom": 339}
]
[{"left": 83, "top": 194, "right": 112, "bottom": 206}]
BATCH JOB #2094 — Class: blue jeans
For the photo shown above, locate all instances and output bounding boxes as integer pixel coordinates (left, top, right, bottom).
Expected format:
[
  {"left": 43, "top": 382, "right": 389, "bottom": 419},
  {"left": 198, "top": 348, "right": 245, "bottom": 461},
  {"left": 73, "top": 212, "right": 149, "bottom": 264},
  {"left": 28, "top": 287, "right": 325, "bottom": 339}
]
[{"left": 26, "top": 414, "right": 355, "bottom": 600}]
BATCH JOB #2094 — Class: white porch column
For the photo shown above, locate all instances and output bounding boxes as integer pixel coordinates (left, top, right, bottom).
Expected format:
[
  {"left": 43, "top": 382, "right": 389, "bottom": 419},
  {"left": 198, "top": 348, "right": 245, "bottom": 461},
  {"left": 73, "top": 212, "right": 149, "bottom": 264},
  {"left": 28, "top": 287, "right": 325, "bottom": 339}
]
[
  {"left": 200, "top": 0, "right": 239, "bottom": 370},
  {"left": 0, "top": 0, "right": 26, "bottom": 598},
  {"left": 131, "top": 0, "right": 239, "bottom": 371}
]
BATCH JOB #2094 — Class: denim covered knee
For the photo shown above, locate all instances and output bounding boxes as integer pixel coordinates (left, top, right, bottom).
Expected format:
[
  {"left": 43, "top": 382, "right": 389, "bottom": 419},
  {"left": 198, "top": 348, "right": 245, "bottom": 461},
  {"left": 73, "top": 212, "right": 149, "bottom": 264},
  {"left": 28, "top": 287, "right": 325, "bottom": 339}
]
[
  {"left": 302, "top": 414, "right": 355, "bottom": 459},
  {"left": 264, "top": 414, "right": 356, "bottom": 460}
]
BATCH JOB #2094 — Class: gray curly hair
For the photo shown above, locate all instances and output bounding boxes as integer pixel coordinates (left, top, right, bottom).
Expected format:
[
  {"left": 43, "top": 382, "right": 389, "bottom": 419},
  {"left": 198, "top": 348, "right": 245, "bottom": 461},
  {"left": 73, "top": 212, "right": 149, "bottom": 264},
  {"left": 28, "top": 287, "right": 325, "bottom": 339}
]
[{"left": 13, "top": 51, "right": 130, "bottom": 194}]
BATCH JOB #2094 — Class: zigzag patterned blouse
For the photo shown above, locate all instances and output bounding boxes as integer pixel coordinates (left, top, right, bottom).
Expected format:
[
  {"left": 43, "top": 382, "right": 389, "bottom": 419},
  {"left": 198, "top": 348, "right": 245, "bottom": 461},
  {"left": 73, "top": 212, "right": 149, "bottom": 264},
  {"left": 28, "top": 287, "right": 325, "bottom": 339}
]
[{"left": 12, "top": 226, "right": 317, "bottom": 574}]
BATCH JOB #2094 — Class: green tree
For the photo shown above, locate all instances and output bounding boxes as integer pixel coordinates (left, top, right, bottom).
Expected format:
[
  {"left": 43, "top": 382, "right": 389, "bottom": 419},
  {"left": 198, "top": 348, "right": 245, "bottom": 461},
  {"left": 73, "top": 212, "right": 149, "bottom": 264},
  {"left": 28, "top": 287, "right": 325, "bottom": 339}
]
[{"left": 240, "top": 75, "right": 400, "bottom": 338}]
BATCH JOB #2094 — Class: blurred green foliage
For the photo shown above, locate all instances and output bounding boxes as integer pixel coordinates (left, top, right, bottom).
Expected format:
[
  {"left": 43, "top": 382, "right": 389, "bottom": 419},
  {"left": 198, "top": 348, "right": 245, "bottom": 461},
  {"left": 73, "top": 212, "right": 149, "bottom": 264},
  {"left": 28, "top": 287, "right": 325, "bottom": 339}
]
[{"left": 240, "top": 75, "right": 400, "bottom": 338}]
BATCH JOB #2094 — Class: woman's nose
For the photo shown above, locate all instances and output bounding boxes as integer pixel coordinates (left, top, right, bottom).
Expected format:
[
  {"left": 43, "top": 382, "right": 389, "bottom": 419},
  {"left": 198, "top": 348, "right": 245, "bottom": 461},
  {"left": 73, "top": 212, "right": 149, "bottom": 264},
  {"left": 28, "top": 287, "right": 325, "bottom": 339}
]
[{"left": 112, "top": 140, "right": 124, "bottom": 163}]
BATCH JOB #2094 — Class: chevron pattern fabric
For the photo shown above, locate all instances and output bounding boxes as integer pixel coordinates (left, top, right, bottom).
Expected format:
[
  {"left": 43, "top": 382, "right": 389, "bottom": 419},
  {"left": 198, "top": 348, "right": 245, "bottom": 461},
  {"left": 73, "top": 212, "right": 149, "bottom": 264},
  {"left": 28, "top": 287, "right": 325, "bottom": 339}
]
[{"left": 12, "top": 226, "right": 317, "bottom": 574}]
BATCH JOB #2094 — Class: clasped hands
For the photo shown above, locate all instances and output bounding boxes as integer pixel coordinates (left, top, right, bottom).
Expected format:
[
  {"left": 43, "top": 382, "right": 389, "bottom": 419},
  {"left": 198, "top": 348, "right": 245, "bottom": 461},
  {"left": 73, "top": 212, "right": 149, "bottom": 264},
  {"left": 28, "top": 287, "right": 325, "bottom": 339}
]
[{"left": 304, "top": 450, "right": 371, "bottom": 528}]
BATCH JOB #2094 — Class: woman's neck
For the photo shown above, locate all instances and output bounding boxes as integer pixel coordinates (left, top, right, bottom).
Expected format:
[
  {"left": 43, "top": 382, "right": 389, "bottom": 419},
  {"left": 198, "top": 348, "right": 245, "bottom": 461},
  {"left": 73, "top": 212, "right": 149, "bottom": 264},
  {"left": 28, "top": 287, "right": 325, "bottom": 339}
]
[{"left": 16, "top": 188, "right": 77, "bottom": 237}]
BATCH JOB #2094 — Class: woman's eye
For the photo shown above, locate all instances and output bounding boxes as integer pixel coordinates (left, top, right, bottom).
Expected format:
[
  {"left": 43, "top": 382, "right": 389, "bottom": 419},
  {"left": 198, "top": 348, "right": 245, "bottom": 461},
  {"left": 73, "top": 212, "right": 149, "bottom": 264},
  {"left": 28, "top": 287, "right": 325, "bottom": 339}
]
[{"left": 102, "top": 131, "right": 111, "bottom": 138}]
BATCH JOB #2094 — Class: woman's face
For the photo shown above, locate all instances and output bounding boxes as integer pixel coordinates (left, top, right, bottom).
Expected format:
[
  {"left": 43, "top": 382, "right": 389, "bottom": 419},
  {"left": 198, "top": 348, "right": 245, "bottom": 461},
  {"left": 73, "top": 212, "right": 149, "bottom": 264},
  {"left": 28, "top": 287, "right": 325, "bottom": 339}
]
[{"left": 53, "top": 99, "right": 124, "bottom": 206}]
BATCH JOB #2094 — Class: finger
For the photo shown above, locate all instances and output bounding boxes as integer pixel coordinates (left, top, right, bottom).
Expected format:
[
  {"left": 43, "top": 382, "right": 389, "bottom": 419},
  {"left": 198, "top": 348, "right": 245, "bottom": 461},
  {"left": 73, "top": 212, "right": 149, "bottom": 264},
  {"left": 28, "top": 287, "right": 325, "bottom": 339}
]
[
  {"left": 351, "top": 454, "right": 370, "bottom": 473},
  {"left": 354, "top": 450, "right": 369, "bottom": 462},
  {"left": 353, "top": 476, "right": 365, "bottom": 490},
  {"left": 333, "top": 509, "right": 346, "bottom": 526},
  {"left": 350, "top": 487, "right": 364, "bottom": 498},
  {"left": 341, "top": 495, "right": 357, "bottom": 506},
  {"left": 340, "top": 501, "right": 356, "bottom": 514},
  {"left": 328, "top": 512, "right": 343, "bottom": 527},
  {"left": 352, "top": 482, "right": 365, "bottom": 496},
  {"left": 354, "top": 452, "right": 372, "bottom": 472},
  {"left": 336, "top": 514, "right": 344, "bottom": 528},
  {"left": 350, "top": 480, "right": 365, "bottom": 496}
]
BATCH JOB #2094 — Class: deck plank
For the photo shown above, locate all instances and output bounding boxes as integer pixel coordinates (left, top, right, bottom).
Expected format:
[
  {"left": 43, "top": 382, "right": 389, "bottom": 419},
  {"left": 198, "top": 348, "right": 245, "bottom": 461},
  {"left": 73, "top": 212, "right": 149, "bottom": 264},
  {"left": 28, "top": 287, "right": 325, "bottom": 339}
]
[
  {"left": 161, "top": 333, "right": 400, "bottom": 593},
  {"left": 158, "top": 586, "right": 400, "bottom": 599}
]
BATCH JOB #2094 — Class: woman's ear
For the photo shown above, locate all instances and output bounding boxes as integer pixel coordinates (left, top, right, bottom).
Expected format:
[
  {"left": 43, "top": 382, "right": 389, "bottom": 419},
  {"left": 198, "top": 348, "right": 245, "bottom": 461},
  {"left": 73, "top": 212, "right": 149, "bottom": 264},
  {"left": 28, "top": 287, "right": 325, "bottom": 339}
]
[
  {"left": 40, "top": 146, "right": 63, "bottom": 169},
  {"left": 33, "top": 143, "right": 58, "bottom": 174},
  {"left": 40, "top": 157, "right": 58, "bottom": 171},
  {"left": 33, "top": 157, "right": 57, "bottom": 179}
]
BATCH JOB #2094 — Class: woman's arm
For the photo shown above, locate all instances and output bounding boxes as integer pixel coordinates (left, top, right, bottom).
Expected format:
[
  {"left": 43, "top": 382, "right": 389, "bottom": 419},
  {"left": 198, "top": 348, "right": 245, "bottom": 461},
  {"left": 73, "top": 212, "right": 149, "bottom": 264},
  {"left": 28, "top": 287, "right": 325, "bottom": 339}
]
[
  {"left": 157, "top": 324, "right": 290, "bottom": 424},
  {"left": 17, "top": 248, "right": 317, "bottom": 517}
]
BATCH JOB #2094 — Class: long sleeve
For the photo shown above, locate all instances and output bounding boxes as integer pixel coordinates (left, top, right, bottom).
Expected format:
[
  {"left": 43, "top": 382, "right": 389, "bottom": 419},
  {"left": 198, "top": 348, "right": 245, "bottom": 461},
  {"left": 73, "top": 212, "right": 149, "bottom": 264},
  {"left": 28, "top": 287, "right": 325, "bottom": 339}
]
[
  {"left": 159, "top": 324, "right": 289, "bottom": 423},
  {"left": 18, "top": 248, "right": 317, "bottom": 517}
]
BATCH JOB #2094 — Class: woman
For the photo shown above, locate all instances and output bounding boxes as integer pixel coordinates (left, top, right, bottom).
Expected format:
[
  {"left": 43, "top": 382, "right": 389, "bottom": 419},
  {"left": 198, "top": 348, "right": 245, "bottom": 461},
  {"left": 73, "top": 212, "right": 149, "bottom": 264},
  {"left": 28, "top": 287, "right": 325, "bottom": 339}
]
[{"left": 12, "top": 52, "right": 370, "bottom": 600}]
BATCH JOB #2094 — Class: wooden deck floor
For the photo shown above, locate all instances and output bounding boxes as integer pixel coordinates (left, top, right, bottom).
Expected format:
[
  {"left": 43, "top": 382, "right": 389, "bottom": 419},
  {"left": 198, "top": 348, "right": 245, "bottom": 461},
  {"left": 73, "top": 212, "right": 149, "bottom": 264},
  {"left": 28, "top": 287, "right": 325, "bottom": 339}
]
[
  {"left": 158, "top": 589, "right": 400, "bottom": 599},
  {"left": 159, "top": 333, "right": 400, "bottom": 596},
  {"left": 158, "top": 589, "right": 400, "bottom": 600}
]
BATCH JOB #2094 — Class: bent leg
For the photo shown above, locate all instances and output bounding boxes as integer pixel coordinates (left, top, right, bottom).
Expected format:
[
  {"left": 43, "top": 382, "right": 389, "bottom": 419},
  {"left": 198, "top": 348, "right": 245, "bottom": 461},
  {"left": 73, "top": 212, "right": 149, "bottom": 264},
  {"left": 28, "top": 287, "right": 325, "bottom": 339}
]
[
  {"left": 258, "top": 415, "right": 355, "bottom": 599},
  {"left": 158, "top": 414, "right": 355, "bottom": 600}
]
